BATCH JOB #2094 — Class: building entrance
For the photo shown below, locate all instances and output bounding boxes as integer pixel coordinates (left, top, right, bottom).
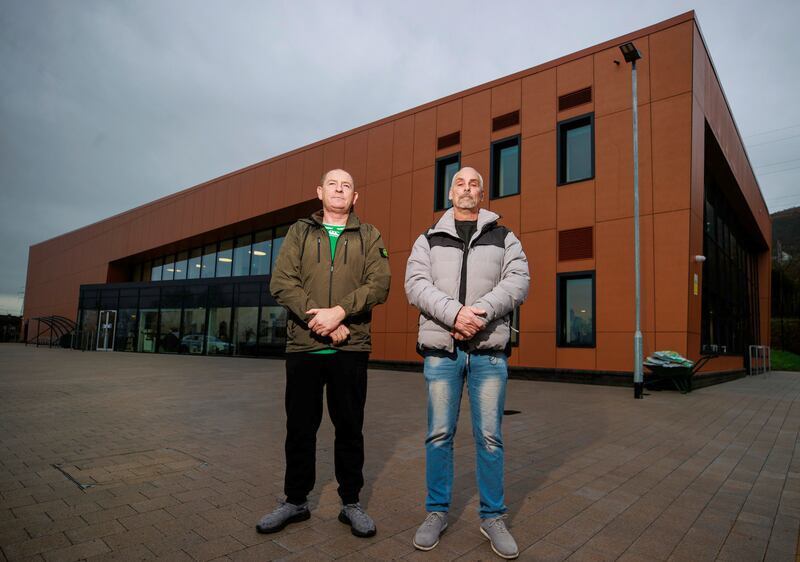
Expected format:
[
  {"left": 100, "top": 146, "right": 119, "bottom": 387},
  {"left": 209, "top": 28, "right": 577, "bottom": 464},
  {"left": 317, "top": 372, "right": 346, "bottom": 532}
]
[{"left": 96, "top": 310, "right": 117, "bottom": 351}]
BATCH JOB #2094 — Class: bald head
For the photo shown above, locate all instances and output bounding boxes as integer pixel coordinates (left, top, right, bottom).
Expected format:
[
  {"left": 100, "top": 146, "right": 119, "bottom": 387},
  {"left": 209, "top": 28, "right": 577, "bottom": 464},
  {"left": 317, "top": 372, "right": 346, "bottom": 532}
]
[{"left": 449, "top": 166, "right": 484, "bottom": 213}]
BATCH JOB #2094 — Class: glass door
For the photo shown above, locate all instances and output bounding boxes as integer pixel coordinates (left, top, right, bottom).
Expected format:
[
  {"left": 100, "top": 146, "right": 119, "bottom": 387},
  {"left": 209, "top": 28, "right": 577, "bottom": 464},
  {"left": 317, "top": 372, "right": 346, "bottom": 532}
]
[{"left": 96, "top": 310, "right": 117, "bottom": 351}]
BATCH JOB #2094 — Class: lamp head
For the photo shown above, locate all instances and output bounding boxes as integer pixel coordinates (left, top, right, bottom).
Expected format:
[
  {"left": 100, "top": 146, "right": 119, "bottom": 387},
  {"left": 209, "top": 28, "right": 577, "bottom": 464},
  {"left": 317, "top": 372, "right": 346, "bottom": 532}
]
[{"left": 619, "top": 42, "right": 642, "bottom": 63}]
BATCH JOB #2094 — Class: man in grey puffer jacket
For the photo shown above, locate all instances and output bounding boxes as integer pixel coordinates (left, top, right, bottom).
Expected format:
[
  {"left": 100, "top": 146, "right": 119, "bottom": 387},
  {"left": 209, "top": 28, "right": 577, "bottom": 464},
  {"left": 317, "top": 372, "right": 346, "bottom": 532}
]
[{"left": 405, "top": 166, "right": 529, "bottom": 559}]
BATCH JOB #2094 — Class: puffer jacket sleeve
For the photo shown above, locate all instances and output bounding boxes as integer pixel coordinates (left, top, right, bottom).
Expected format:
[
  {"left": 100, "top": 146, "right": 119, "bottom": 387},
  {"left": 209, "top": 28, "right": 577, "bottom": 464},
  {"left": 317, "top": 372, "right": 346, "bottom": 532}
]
[
  {"left": 336, "top": 225, "right": 391, "bottom": 317},
  {"left": 269, "top": 222, "right": 320, "bottom": 322},
  {"left": 471, "top": 230, "right": 530, "bottom": 323},
  {"left": 405, "top": 233, "right": 463, "bottom": 327}
]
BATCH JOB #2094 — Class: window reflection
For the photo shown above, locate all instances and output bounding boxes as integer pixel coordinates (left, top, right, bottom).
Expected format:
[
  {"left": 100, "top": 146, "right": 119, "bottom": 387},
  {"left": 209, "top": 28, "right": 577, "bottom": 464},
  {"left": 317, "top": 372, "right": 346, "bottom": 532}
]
[
  {"left": 174, "top": 251, "right": 188, "bottom": 280},
  {"left": 558, "top": 114, "right": 594, "bottom": 185},
  {"left": 201, "top": 244, "right": 216, "bottom": 278},
  {"left": 207, "top": 307, "right": 232, "bottom": 355},
  {"left": 272, "top": 226, "right": 290, "bottom": 272},
  {"left": 188, "top": 248, "right": 202, "bottom": 279},
  {"left": 251, "top": 231, "right": 272, "bottom": 276},
  {"left": 259, "top": 306, "right": 287, "bottom": 350},
  {"left": 233, "top": 236, "right": 252, "bottom": 277},
  {"left": 181, "top": 307, "right": 206, "bottom": 354},
  {"left": 162, "top": 255, "right": 175, "bottom": 281},
  {"left": 558, "top": 274, "right": 594, "bottom": 347},
  {"left": 234, "top": 307, "right": 259, "bottom": 356},
  {"left": 151, "top": 258, "right": 163, "bottom": 281},
  {"left": 217, "top": 239, "right": 233, "bottom": 277},
  {"left": 137, "top": 309, "right": 158, "bottom": 352}
]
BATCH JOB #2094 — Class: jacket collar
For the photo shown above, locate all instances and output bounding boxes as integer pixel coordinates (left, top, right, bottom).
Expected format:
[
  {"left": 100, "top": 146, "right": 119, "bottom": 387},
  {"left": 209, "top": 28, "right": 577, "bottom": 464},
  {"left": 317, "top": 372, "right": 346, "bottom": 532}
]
[
  {"left": 307, "top": 209, "right": 362, "bottom": 230},
  {"left": 429, "top": 208, "right": 500, "bottom": 239}
]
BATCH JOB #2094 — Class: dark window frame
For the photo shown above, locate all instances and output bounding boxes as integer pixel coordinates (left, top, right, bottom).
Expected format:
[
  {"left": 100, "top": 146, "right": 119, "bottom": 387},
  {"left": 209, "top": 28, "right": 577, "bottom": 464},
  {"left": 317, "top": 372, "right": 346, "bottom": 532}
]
[
  {"left": 557, "top": 112, "right": 595, "bottom": 186},
  {"left": 490, "top": 135, "right": 521, "bottom": 200},
  {"left": 434, "top": 152, "right": 460, "bottom": 211},
  {"left": 556, "top": 270, "right": 596, "bottom": 348}
]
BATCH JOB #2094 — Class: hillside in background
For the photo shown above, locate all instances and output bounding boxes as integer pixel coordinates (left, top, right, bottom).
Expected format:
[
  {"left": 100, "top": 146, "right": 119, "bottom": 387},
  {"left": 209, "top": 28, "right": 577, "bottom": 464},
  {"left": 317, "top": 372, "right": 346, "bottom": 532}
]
[{"left": 773, "top": 205, "right": 800, "bottom": 257}]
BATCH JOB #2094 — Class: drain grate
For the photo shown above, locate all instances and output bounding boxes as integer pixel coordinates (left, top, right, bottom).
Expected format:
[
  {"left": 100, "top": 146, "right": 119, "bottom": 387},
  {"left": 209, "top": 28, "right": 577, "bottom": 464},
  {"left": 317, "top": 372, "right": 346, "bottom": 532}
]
[{"left": 53, "top": 447, "right": 207, "bottom": 490}]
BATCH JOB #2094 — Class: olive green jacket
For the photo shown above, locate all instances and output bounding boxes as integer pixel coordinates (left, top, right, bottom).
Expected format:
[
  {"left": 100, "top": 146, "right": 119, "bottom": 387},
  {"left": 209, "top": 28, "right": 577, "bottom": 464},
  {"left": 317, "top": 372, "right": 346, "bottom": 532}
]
[{"left": 269, "top": 210, "right": 391, "bottom": 353}]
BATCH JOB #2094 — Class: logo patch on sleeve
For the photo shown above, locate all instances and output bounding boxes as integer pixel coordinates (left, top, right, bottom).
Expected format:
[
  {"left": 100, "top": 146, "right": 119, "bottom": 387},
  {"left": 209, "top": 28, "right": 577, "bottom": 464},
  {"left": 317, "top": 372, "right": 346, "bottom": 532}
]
[{"left": 379, "top": 248, "right": 389, "bottom": 258}]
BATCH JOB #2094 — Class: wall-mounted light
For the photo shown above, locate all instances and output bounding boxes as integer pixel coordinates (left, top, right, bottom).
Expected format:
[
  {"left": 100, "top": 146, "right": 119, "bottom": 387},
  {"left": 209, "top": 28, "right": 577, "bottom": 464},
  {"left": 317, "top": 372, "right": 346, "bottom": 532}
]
[{"left": 694, "top": 255, "right": 706, "bottom": 263}]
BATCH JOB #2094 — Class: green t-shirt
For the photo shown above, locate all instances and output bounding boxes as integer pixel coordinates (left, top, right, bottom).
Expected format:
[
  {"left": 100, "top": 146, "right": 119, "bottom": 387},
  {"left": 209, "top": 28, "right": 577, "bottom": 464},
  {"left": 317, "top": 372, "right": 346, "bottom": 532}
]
[{"left": 309, "top": 223, "right": 347, "bottom": 355}]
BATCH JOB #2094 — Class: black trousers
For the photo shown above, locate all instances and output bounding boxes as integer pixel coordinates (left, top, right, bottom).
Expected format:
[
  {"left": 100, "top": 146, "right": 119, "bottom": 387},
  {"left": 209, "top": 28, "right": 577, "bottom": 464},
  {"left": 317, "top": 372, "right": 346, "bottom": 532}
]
[{"left": 284, "top": 351, "right": 369, "bottom": 505}]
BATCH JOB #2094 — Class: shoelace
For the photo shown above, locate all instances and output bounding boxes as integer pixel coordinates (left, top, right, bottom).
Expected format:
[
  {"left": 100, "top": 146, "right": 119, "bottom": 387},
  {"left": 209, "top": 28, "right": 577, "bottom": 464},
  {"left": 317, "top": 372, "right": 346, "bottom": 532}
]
[
  {"left": 422, "top": 512, "right": 444, "bottom": 528},
  {"left": 486, "top": 515, "right": 510, "bottom": 532}
]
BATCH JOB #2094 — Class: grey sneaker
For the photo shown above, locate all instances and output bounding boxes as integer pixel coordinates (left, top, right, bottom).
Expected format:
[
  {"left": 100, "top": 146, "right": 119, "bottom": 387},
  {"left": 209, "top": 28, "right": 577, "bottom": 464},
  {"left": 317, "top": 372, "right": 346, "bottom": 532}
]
[
  {"left": 413, "top": 511, "right": 448, "bottom": 551},
  {"left": 480, "top": 515, "right": 518, "bottom": 559},
  {"left": 255, "top": 501, "right": 310, "bottom": 534},
  {"left": 338, "top": 503, "right": 377, "bottom": 537}
]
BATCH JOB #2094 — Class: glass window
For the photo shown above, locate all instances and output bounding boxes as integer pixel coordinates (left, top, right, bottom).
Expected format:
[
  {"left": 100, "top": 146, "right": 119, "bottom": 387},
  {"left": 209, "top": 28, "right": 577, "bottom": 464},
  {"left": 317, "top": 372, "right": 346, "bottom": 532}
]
[
  {"left": 188, "top": 248, "right": 202, "bottom": 279},
  {"left": 162, "top": 255, "right": 175, "bottom": 281},
  {"left": 207, "top": 307, "right": 232, "bottom": 355},
  {"left": 435, "top": 153, "right": 460, "bottom": 211},
  {"left": 137, "top": 309, "right": 159, "bottom": 352},
  {"left": 233, "top": 235, "right": 252, "bottom": 277},
  {"left": 132, "top": 264, "right": 142, "bottom": 283},
  {"left": 151, "top": 258, "right": 163, "bottom": 281},
  {"left": 79, "top": 309, "right": 99, "bottom": 350},
  {"left": 180, "top": 307, "right": 206, "bottom": 354},
  {"left": 251, "top": 230, "right": 272, "bottom": 276},
  {"left": 114, "top": 309, "right": 138, "bottom": 352},
  {"left": 142, "top": 261, "right": 151, "bottom": 282},
  {"left": 173, "top": 251, "right": 188, "bottom": 280},
  {"left": 216, "top": 239, "right": 233, "bottom": 277},
  {"left": 158, "top": 308, "right": 181, "bottom": 353},
  {"left": 558, "top": 114, "right": 594, "bottom": 185},
  {"left": 259, "top": 305, "right": 287, "bottom": 352},
  {"left": 201, "top": 244, "right": 216, "bottom": 278},
  {"left": 272, "top": 225, "right": 290, "bottom": 272},
  {"left": 491, "top": 136, "right": 520, "bottom": 198},
  {"left": 558, "top": 273, "right": 595, "bottom": 347},
  {"left": 233, "top": 307, "right": 259, "bottom": 356}
]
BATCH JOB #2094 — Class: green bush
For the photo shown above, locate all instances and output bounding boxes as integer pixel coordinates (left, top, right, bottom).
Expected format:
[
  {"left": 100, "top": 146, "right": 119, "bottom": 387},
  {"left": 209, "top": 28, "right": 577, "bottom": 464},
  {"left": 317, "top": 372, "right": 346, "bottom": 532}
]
[{"left": 772, "top": 350, "right": 800, "bottom": 372}]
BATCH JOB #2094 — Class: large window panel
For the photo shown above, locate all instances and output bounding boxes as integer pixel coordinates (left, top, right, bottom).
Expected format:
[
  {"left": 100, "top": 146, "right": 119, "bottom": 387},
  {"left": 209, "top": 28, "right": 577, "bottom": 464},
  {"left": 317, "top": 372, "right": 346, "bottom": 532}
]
[
  {"left": 137, "top": 309, "right": 158, "bottom": 352},
  {"left": 233, "top": 235, "right": 252, "bottom": 277},
  {"left": 150, "top": 258, "right": 163, "bottom": 281},
  {"left": 557, "top": 113, "right": 594, "bottom": 185},
  {"left": 201, "top": 244, "right": 217, "bottom": 278},
  {"left": 162, "top": 255, "right": 175, "bottom": 281},
  {"left": 259, "top": 305, "right": 287, "bottom": 352},
  {"left": 557, "top": 272, "right": 595, "bottom": 347},
  {"left": 216, "top": 239, "right": 233, "bottom": 277},
  {"left": 251, "top": 230, "right": 272, "bottom": 276},
  {"left": 114, "top": 309, "right": 138, "bottom": 352},
  {"left": 434, "top": 153, "right": 459, "bottom": 211},
  {"left": 173, "top": 251, "right": 188, "bottom": 280},
  {"left": 207, "top": 307, "right": 232, "bottom": 355},
  {"left": 233, "top": 307, "right": 259, "bottom": 356},
  {"left": 271, "top": 225, "right": 290, "bottom": 272},
  {"left": 491, "top": 136, "right": 520, "bottom": 199},
  {"left": 187, "top": 248, "right": 202, "bottom": 279}
]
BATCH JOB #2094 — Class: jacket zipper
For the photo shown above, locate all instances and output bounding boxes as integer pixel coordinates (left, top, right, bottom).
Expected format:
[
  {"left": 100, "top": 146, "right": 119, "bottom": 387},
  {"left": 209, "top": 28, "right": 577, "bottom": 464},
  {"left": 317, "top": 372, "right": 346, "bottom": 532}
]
[
  {"left": 317, "top": 236, "right": 321, "bottom": 263},
  {"left": 328, "top": 233, "right": 335, "bottom": 307},
  {"left": 344, "top": 238, "right": 349, "bottom": 264}
]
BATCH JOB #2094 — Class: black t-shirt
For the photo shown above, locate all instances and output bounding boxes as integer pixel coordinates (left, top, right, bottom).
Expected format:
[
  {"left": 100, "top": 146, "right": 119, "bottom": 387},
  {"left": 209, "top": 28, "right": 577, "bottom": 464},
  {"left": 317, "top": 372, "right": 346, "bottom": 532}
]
[{"left": 454, "top": 220, "right": 477, "bottom": 305}]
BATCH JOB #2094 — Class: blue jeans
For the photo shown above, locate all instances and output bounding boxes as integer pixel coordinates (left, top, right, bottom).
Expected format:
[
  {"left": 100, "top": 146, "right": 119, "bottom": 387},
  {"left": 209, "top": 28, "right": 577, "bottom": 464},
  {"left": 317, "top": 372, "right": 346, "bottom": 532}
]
[{"left": 423, "top": 348, "right": 508, "bottom": 518}]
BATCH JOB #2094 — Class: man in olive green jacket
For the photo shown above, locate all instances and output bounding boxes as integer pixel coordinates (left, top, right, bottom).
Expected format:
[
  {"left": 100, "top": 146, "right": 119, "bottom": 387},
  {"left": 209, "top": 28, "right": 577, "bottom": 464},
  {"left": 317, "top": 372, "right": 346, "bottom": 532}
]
[{"left": 257, "top": 169, "right": 390, "bottom": 538}]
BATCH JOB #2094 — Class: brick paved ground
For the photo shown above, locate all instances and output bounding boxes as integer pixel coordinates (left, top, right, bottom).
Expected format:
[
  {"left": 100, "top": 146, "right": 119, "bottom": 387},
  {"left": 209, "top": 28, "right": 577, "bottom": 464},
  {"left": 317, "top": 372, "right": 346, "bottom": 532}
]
[{"left": 0, "top": 344, "right": 798, "bottom": 561}]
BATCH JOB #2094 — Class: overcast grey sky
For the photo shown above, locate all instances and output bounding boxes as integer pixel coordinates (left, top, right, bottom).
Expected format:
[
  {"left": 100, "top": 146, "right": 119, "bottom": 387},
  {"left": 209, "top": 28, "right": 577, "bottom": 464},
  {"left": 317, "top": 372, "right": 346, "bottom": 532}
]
[{"left": 2, "top": 0, "right": 799, "bottom": 315}]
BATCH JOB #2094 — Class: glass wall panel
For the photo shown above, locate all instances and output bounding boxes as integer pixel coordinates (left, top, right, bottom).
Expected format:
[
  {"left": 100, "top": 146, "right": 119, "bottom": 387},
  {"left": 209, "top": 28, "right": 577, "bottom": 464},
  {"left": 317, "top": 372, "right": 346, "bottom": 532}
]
[
  {"left": 259, "top": 306, "right": 287, "bottom": 351},
  {"left": 158, "top": 308, "right": 181, "bottom": 353},
  {"left": 251, "top": 231, "right": 272, "bottom": 276},
  {"left": 493, "top": 140, "right": 520, "bottom": 198},
  {"left": 188, "top": 248, "right": 202, "bottom": 279},
  {"left": 142, "top": 261, "right": 151, "bottom": 281},
  {"left": 201, "top": 244, "right": 216, "bottom": 278},
  {"left": 233, "top": 235, "right": 252, "bottom": 277},
  {"left": 137, "top": 309, "right": 159, "bottom": 352},
  {"left": 435, "top": 154, "right": 460, "bottom": 211},
  {"left": 272, "top": 226, "right": 290, "bottom": 272},
  {"left": 114, "top": 309, "right": 138, "bottom": 352},
  {"left": 132, "top": 264, "right": 142, "bottom": 282},
  {"left": 216, "top": 239, "right": 233, "bottom": 277},
  {"left": 173, "top": 251, "right": 188, "bottom": 280},
  {"left": 151, "top": 258, "right": 163, "bottom": 281},
  {"left": 233, "top": 307, "right": 259, "bottom": 356},
  {"left": 565, "top": 125, "right": 592, "bottom": 183},
  {"left": 162, "top": 255, "right": 175, "bottom": 281},
  {"left": 180, "top": 307, "right": 206, "bottom": 354},
  {"left": 79, "top": 309, "right": 99, "bottom": 350},
  {"left": 558, "top": 273, "right": 594, "bottom": 347},
  {"left": 207, "top": 307, "right": 232, "bottom": 355}
]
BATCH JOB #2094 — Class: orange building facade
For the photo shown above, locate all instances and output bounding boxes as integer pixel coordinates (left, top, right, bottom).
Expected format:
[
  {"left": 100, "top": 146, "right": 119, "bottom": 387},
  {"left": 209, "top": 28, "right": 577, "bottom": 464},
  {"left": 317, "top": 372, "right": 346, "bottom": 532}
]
[{"left": 24, "top": 12, "right": 771, "bottom": 379}]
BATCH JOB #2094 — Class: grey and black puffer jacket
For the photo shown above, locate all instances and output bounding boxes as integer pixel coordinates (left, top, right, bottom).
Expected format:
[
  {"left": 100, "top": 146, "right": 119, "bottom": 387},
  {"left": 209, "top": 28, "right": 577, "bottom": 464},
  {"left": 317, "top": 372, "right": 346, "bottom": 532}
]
[{"left": 404, "top": 208, "right": 530, "bottom": 354}]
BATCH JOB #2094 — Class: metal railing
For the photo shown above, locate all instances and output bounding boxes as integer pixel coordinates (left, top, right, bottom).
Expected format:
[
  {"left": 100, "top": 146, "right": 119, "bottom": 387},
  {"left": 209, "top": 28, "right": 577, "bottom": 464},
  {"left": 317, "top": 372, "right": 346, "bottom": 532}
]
[{"left": 748, "top": 345, "right": 771, "bottom": 376}]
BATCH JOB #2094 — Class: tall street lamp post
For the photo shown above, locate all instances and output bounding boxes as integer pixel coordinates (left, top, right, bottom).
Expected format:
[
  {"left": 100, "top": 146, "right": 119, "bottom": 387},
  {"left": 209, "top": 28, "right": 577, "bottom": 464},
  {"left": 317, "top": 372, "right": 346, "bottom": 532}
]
[{"left": 620, "top": 41, "right": 644, "bottom": 399}]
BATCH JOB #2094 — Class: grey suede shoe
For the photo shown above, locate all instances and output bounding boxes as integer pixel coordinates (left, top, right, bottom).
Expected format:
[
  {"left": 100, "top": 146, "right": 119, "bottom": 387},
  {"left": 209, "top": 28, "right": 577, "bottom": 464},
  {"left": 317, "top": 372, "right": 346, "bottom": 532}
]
[
  {"left": 255, "top": 501, "right": 310, "bottom": 534},
  {"left": 480, "top": 515, "right": 518, "bottom": 559},
  {"left": 338, "top": 503, "right": 377, "bottom": 537},
  {"left": 413, "top": 511, "right": 448, "bottom": 551}
]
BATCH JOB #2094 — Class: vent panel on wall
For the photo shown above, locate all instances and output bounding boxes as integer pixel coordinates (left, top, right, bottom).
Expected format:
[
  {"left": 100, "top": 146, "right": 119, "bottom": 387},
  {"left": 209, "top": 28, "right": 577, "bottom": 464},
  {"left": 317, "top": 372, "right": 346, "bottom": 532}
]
[
  {"left": 437, "top": 131, "right": 461, "bottom": 151},
  {"left": 558, "top": 227, "right": 593, "bottom": 261},
  {"left": 492, "top": 110, "right": 520, "bottom": 132},
  {"left": 558, "top": 87, "right": 592, "bottom": 112}
]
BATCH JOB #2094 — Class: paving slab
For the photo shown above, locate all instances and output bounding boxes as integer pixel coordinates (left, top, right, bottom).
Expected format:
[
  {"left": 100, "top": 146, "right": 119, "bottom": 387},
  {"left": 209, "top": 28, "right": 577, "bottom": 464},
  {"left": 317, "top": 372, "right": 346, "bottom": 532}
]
[{"left": 0, "top": 344, "right": 798, "bottom": 560}]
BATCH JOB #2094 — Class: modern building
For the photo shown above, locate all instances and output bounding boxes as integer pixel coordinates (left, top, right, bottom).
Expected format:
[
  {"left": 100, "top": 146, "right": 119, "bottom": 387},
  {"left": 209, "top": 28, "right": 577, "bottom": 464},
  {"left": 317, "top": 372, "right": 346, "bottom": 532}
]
[{"left": 24, "top": 11, "right": 771, "bottom": 381}]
